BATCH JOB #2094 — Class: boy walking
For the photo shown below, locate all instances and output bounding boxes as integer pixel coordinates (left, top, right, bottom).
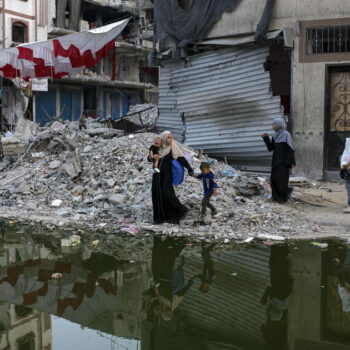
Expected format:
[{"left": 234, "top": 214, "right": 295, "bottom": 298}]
[{"left": 195, "top": 162, "right": 218, "bottom": 225}]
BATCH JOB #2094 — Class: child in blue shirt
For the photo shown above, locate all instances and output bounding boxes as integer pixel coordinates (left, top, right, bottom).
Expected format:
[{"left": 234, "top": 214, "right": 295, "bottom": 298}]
[{"left": 195, "top": 162, "right": 218, "bottom": 225}]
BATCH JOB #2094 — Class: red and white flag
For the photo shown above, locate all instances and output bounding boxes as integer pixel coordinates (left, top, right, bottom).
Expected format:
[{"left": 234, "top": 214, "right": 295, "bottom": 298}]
[{"left": 0, "top": 18, "right": 129, "bottom": 79}]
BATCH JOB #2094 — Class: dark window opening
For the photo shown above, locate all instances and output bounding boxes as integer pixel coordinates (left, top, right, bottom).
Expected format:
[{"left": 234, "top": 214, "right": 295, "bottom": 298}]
[
  {"left": 12, "top": 22, "right": 27, "bottom": 43},
  {"left": 145, "top": 9, "right": 154, "bottom": 25},
  {"left": 306, "top": 25, "right": 350, "bottom": 55},
  {"left": 15, "top": 305, "right": 33, "bottom": 318},
  {"left": 17, "top": 332, "right": 35, "bottom": 350},
  {"left": 83, "top": 87, "right": 96, "bottom": 118},
  {"left": 265, "top": 45, "right": 292, "bottom": 129}
]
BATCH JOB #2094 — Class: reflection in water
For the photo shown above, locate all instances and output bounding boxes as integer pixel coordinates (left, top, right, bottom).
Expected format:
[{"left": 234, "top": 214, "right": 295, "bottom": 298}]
[
  {"left": 261, "top": 246, "right": 292, "bottom": 350},
  {"left": 0, "top": 227, "right": 350, "bottom": 350}
]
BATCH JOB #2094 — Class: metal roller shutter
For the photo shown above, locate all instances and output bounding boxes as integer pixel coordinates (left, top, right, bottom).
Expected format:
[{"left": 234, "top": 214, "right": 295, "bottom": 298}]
[
  {"left": 157, "top": 66, "right": 184, "bottom": 141},
  {"left": 158, "top": 46, "right": 284, "bottom": 170}
]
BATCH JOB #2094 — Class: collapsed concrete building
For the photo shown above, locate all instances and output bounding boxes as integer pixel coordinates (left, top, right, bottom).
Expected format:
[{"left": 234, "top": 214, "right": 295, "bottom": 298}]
[
  {"left": 154, "top": 0, "right": 350, "bottom": 180},
  {"left": 0, "top": 0, "right": 158, "bottom": 128}
]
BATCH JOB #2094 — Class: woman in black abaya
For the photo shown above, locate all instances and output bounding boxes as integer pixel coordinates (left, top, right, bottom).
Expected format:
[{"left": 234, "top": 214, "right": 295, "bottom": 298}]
[
  {"left": 151, "top": 131, "right": 194, "bottom": 224},
  {"left": 262, "top": 118, "right": 296, "bottom": 203}
]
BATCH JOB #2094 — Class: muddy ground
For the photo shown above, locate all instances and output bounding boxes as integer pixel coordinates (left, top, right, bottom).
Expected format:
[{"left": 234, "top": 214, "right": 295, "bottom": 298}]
[{"left": 290, "top": 182, "right": 350, "bottom": 239}]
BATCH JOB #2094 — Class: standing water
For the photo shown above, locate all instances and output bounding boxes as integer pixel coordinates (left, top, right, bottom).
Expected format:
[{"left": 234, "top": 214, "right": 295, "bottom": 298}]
[{"left": 0, "top": 223, "right": 349, "bottom": 350}]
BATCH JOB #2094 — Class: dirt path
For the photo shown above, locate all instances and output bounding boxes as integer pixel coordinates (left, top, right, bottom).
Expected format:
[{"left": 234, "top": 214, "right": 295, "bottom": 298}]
[{"left": 291, "top": 182, "right": 350, "bottom": 241}]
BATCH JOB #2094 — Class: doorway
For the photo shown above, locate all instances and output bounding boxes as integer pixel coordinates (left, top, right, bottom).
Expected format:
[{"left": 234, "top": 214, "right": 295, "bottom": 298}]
[{"left": 326, "top": 67, "right": 350, "bottom": 171}]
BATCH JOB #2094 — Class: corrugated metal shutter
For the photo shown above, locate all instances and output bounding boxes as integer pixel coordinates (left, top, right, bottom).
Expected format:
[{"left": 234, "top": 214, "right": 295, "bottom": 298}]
[
  {"left": 35, "top": 88, "right": 56, "bottom": 124},
  {"left": 180, "top": 248, "right": 270, "bottom": 347},
  {"left": 158, "top": 66, "right": 184, "bottom": 141},
  {"left": 158, "top": 47, "right": 284, "bottom": 170}
]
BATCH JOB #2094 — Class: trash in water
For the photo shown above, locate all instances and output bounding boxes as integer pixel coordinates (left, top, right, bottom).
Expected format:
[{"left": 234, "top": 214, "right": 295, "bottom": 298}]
[
  {"left": 91, "top": 240, "right": 100, "bottom": 248},
  {"left": 310, "top": 242, "right": 328, "bottom": 249},
  {"left": 51, "top": 273, "right": 63, "bottom": 280},
  {"left": 61, "top": 235, "right": 81, "bottom": 247},
  {"left": 257, "top": 234, "right": 286, "bottom": 241},
  {"left": 121, "top": 225, "right": 141, "bottom": 235}
]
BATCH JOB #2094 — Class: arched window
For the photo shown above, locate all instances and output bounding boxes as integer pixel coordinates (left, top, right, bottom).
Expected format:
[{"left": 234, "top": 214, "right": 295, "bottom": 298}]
[{"left": 12, "top": 21, "right": 28, "bottom": 43}]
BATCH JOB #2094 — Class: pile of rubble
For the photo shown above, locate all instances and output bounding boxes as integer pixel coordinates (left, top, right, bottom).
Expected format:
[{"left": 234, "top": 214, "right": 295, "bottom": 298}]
[
  {"left": 126, "top": 104, "right": 158, "bottom": 129},
  {"left": 0, "top": 120, "right": 317, "bottom": 242}
]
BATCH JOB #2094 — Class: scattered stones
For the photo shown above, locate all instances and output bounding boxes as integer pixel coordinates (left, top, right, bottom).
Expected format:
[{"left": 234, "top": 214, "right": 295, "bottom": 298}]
[
  {"left": 105, "top": 179, "right": 116, "bottom": 188},
  {"left": 126, "top": 104, "right": 158, "bottom": 128},
  {"left": 49, "top": 160, "right": 62, "bottom": 169},
  {"left": 51, "top": 199, "right": 63, "bottom": 208},
  {"left": 0, "top": 120, "right": 315, "bottom": 241},
  {"left": 50, "top": 121, "right": 66, "bottom": 133},
  {"left": 72, "top": 185, "right": 84, "bottom": 196},
  {"left": 108, "top": 194, "right": 128, "bottom": 205}
]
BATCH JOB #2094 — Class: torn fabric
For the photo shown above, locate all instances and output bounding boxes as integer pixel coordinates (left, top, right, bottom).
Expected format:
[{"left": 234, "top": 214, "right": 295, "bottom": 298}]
[
  {"left": 154, "top": 0, "right": 242, "bottom": 47},
  {"left": 254, "top": 0, "right": 276, "bottom": 41},
  {"left": 0, "top": 19, "right": 129, "bottom": 79}
]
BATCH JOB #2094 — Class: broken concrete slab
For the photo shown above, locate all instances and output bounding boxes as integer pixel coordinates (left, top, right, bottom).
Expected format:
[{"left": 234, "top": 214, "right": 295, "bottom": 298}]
[
  {"left": 108, "top": 194, "right": 128, "bottom": 205},
  {"left": 50, "top": 121, "right": 66, "bottom": 133},
  {"left": 49, "top": 160, "right": 62, "bottom": 169}
]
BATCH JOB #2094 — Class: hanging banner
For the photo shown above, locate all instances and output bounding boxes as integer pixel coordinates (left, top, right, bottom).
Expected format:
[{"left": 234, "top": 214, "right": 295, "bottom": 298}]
[{"left": 0, "top": 18, "right": 129, "bottom": 79}]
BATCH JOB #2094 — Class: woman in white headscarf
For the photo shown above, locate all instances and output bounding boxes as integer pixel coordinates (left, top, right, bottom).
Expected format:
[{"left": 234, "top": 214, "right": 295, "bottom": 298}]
[
  {"left": 151, "top": 131, "right": 194, "bottom": 224},
  {"left": 341, "top": 138, "right": 350, "bottom": 213},
  {"left": 262, "top": 118, "right": 296, "bottom": 203}
]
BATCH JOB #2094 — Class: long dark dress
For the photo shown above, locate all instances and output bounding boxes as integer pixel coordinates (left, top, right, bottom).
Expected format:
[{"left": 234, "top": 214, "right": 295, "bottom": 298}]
[
  {"left": 263, "top": 136, "right": 295, "bottom": 203},
  {"left": 151, "top": 152, "right": 193, "bottom": 224},
  {"left": 152, "top": 237, "right": 191, "bottom": 300}
]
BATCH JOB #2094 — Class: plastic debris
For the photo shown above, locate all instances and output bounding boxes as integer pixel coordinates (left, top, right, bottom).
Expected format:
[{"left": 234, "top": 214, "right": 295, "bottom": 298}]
[
  {"left": 61, "top": 235, "right": 81, "bottom": 247},
  {"left": 121, "top": 225, "right": 141, "bottom": 235},
  {"left": 310, "top": 242, "right": 328, "bottom": 249},
  {"left": 51, "top": 273, "right": 63, "bottom": 280},
  {"left": 222, "top": 164, "right": 237, "bottom": 177},
  {"left": 91, "top": 240, "right": 100, "bottom": 248},
  {"left": 257, "top": 234, "right": 286, "bottom": 241}
]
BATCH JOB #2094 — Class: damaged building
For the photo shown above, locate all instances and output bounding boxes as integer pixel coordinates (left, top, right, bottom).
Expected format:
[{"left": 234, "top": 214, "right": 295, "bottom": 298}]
[
  {"left": 0, "top": 0, "right": 158, "bottom": 128},
  {"left": 155, "top": 0, "right": 350, "bottom": 179}
]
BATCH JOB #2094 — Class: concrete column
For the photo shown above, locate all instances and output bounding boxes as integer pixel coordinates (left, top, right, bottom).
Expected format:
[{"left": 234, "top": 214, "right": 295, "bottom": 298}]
[
  {"left": 288, "top": 243, "right": 322, "bottom": 350},
  {"left": 56, "top": 0, "right": 68, "bottom": 29}
]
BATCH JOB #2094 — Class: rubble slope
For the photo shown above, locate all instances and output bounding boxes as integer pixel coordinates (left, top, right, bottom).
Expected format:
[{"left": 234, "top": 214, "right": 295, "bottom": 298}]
[{"left": 0, "top": 123, "right": 318, "bottom": 241}]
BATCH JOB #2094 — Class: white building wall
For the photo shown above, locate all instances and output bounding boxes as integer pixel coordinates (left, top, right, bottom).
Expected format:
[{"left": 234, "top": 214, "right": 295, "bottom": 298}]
[
  {"left": 47, "top": 0, "right": 56, "bottom": 33},
  {"left": 208, "top": 0, "right": 350, "bottom": 38},
  {"left": 2, "top": 0, "right": 37, "bottom": 47},
  {"left": 206, "top": 0, "right": 350, "bottom": 178}
]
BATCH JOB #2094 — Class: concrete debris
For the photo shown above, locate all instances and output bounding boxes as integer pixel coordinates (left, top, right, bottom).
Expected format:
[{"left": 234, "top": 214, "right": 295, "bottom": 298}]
[
  {"left": 49, "top": 160, "right": 62, "bottom": 169},
  {"left": 1, "top": 136, "right": 26, "bottom": 156},
  {"left": 50, "top": 121, "right": 66, "bottom": 133},
  {"left": 51, "top": 199, "right": 63, "bottom": 207},
  {"left": 14, "top": 118, "right": 38, "bottom": 143},
  {"left": 126, "top": 104, "right": 158, "bottom": 128},
  {"left": 0, "top": 121, "right": 315, "bottom": 242}
]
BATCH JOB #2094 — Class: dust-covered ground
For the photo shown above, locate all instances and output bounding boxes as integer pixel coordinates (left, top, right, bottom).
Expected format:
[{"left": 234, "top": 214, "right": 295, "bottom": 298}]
[{"left": 0, "top": 121, "right": 346, "bottom": 244}]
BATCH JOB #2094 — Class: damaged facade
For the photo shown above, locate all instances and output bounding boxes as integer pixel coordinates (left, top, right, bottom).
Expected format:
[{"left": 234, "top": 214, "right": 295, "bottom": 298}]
[
  {"left": 0, "top": 0, "right": 158, "bottom": 128},
  {"left": 155, "top": 0, "right": 350, "bottom": 179}
]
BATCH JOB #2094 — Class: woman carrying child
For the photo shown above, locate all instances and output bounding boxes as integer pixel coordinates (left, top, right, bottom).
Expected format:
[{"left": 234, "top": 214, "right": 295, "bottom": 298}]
[{"left": 151, "top": 131, "right": 194, "bottom": 224}]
